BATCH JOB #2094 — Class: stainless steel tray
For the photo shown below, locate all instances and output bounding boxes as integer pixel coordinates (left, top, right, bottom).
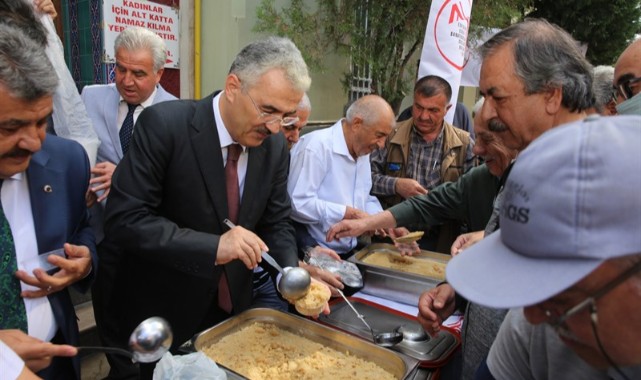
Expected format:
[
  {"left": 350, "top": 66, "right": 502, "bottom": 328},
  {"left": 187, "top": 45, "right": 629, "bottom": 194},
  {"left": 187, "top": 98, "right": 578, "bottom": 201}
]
[
  {"left": 191, "top": 308, "right": 419, "bottom": 379},
  {"left": 348, "top": 243, "right": 451, "bottom": 306},
  {"left": 319, "top": 297, "right": 459, "bottom": 367}
]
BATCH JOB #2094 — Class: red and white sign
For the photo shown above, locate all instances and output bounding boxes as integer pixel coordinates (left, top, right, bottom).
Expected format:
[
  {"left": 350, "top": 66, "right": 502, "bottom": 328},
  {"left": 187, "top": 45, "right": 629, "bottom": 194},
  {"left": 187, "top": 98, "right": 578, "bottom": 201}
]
[
  {"left": 418, "top": 0, "right": 473, "bottom": 123},
  {"left": 103, "top": 0, "right": 180, "bottom": 69}
]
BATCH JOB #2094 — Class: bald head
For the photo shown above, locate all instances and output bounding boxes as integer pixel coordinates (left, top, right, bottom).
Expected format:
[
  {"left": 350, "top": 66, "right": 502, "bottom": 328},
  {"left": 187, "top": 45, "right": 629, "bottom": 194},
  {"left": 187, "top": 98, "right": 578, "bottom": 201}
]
[
  {"left": 614, "top": 39, "right": 641, "bottom": 105},
  {"left": 344, "top": 95, "right": 395, "bottom": 158}
]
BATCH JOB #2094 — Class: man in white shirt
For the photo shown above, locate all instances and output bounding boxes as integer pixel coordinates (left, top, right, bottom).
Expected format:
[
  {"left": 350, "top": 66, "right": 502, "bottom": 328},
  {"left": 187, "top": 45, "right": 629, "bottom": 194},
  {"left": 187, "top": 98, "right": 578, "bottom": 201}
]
[{"left": 288, "top": 95, "right": 395, "bottom": 256}]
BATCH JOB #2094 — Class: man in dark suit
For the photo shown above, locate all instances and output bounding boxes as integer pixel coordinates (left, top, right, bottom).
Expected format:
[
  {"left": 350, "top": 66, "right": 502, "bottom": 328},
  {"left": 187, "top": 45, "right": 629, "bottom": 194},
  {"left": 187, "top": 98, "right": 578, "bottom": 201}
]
[
  {"left": 0, "top": 22, "right": 96, "bottom": 379},
  {"left": 95, "top": 36, "right": 314, "bottom": 379}
]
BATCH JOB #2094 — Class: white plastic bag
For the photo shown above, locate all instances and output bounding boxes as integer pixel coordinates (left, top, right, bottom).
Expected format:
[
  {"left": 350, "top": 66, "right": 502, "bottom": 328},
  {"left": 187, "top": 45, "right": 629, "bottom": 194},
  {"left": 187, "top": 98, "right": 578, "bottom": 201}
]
[
  {"left": 34, "top": 6, "right": 101, "bottom": 166},
  {"left": 152, "top": 352, "right": 227, "bottom": 380}
]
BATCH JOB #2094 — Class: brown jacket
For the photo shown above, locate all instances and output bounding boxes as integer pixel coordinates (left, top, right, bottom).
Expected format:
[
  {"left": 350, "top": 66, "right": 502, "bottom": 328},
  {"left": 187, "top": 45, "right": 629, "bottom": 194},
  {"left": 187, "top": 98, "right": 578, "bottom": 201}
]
[
  {"left": 379, "top": 118, "right": 473, "bottom": 208},
  {"left": 378, "top": 118, "right": 473, "bottom": 253}
]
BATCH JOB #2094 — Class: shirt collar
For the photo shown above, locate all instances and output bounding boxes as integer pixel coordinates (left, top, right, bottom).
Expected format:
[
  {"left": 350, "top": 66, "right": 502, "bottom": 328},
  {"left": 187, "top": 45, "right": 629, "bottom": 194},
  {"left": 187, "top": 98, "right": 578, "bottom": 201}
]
[
  {"left": 119, "top": 86, "right": 158, "bottom": 108},
  {"left": 213, "top": 92, "right": 246, "bottom": 152}
]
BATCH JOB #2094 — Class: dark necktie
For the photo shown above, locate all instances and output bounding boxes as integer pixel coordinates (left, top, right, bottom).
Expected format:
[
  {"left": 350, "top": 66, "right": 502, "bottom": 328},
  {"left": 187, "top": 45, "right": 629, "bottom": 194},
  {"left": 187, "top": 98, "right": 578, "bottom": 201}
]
[
  {"left": 225, "top": 144, "right": 242, "bottom": 224},
  {"left": 219, "top": 144, "right": 242, "bottom": 313},
  {"left": 0, "top": 180, "right": 28, "bottom": 332},
  {"left": 119, "top": 103, "right": 138, "bottom": 155}
]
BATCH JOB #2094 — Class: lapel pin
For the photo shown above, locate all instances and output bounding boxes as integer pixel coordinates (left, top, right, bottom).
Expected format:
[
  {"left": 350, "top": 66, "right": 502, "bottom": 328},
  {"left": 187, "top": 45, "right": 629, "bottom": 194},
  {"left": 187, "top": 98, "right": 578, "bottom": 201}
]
[{"left": 43, "top": 185, "right": 53, "bottom": 193}]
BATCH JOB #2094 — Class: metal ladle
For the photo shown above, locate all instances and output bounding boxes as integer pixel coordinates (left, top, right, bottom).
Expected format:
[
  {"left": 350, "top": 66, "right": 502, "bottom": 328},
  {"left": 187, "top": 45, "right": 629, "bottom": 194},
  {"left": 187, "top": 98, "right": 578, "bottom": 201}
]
[
  {"left": 77, "top": 316, "right": 172, "bottom": 363},
  {"left": 223, "top": 219, "right": 311, "bottom": 300},
  {"left": 335, "top": 289, "right": 403, "bottom": 347}
]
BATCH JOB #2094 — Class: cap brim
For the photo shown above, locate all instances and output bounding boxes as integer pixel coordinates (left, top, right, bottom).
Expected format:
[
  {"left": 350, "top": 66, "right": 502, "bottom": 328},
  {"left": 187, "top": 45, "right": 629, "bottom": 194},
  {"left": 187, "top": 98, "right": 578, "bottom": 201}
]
[{"left": 446, "top": 231, "right": 604, "bottom": 309}]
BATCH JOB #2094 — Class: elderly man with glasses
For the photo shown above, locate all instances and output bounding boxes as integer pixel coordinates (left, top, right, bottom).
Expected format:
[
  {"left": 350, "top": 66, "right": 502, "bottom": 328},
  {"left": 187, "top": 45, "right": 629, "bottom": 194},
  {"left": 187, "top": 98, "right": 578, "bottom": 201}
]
[
  {"left": 446, "top": 115, "right": 641, "bottom": 380},
  {"left": 613, "top": 38, "right": 641, "bottom": 115}
]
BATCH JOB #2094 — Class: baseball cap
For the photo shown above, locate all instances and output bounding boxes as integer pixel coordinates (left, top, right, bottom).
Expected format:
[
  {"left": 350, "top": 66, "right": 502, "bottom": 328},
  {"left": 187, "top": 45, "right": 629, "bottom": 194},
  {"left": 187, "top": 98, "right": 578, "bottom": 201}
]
[{"left": 446, "top": 115, "right": 641, "bottom": 309}]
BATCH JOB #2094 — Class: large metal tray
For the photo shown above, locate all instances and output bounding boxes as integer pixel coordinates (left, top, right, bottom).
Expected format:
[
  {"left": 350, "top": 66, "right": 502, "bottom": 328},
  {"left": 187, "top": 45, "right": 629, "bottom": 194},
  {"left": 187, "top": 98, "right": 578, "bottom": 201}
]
[
  {"left": 190, "top": 308, "right": 419, "bottom": 379},
  {"left": 319, "top": 297, "right": 459, "bottom": 367},
  {"left": 348, "top": 243, "right": 451, "bottom": 306}
]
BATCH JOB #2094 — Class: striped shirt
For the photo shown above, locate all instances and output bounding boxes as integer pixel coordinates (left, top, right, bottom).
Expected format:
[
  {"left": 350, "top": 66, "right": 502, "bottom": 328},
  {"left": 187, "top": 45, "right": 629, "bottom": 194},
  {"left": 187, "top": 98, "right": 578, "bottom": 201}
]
[{"left": 371, "top": 125, "right": 474, "bottom": 195}]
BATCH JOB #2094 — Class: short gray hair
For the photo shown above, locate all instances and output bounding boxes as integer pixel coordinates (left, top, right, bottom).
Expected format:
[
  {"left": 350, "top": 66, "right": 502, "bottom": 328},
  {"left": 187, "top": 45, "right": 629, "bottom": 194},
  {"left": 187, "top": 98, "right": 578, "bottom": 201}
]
[
  {"left": 229, "top": 37, "right": 311, "bottom": 93},
  {"left": 592, "top": 65, "right": 615, "bottom": 114},
  {"left": 298, "top": 93, "right": 312, "bottom": 112},
  {"left": 480, "top": 19, "right": 594, "bottom": 112},
  {"left": 0, "top": 23, "right": 57, "bottom": 100},
  {"left": 472, "top": 97, "right": 485, "bottom": 118},
  {"left": 115, "top": 27, "right": 167, "bottom": 71},
  {"left": 345, "top": 95, "right": 394, "bottom": 127},
  {"left": 0, "top": 0, "right": 47, "bottom": 47}
]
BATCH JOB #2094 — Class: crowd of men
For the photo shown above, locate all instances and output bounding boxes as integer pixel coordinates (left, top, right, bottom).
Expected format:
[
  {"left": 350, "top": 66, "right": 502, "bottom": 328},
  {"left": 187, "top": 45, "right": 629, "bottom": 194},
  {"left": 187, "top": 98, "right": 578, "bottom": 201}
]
[{"left": 1, "top": 1, "right": 640, "bottom": 380}]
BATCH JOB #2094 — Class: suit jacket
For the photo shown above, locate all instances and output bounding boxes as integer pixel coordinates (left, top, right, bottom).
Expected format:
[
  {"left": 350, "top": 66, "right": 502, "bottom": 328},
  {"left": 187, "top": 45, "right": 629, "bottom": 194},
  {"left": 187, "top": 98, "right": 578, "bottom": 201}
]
[
  {"left": 28, "top": 135, "right": 97, "bottom": 379},
  {"left": 97, "top": 92, "right": 298, "bottom": 348},
  {"left": 80, "top": 83, "right": 177, "bottom": 164}
]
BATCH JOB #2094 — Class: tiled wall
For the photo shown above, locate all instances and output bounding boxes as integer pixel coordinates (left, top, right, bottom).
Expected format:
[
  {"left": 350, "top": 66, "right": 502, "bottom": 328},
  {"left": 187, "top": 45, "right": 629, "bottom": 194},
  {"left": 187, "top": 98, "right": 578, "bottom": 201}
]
[{"left": 62, "top": 0, "right": 180, "bottom": 97}]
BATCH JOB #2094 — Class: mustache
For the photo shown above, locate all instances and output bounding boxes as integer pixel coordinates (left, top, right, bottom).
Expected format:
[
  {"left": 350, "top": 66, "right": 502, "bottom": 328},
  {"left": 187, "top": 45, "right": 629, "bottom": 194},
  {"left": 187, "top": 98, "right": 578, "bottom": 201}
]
[
  {"left": 256, "top": 126, "right": 272, "bottom": 135},
  {"left": 1, "top": 148, "right": 33, "bottom": 159},
  {"left": 488, "top": 118, "right": 509, "bottom": 133}
]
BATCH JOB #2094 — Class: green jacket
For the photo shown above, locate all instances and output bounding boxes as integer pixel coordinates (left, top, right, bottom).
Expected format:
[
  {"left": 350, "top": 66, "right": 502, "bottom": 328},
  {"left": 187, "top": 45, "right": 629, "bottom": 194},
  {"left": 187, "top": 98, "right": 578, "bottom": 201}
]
[{"left": 389, "top": 164, "right": 499, "bottom": 233}]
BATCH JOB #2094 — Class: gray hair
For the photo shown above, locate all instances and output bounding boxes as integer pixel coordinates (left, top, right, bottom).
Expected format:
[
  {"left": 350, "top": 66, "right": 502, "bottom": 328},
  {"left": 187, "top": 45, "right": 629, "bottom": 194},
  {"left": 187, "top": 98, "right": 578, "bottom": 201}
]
[
  {"left": 229, "top": 37, "right": 311, "bottom": 93},
  {"left": 592, "top": 65, "right": 615, "bottom": 114},
  {"left": 298, "top": 93, "right": 312, "bottom": 112},
  {"left": 0, "top": 0, "right": 47, "bottom": 47},
  {"left": 0, "top": 23, "right": 57, "bottom": 100},
  {"left": 115, "top": 27, "right": 166, "bottom": 71},
  {"left": 472, "top": 97, "right": 485, "bottom": 118},
  {"left": 480, "top": 19, "right": 594, "bottom": 112},
  {"left": 345, "top": 95, "right": 394, "bottom": 127}
]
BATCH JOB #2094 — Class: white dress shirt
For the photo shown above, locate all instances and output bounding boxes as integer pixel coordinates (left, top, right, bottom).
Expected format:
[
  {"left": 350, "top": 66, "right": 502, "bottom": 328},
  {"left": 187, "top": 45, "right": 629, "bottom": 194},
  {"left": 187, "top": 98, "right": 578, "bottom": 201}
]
[
  {"left": 2, "top": 175, "right": 57, "bottom": 341},
  {"left": 288, "top": 120, "right": 383, "bottom": 254}
]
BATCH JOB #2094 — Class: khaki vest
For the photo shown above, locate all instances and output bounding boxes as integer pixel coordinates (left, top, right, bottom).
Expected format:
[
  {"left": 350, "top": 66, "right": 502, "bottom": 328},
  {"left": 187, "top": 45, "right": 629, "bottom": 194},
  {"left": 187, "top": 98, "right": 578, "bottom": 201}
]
[{"left": 379, "top": 119, "right": 473, "bottom": 253}]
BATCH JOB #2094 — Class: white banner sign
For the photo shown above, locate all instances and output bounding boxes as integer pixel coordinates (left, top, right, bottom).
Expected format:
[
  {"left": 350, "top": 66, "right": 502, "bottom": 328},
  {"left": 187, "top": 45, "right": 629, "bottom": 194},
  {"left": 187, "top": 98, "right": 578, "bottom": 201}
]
[
  {"left": 103, "top": 0, "right": 180, "bottom": 69},
  {"left": 460, "top": 28, "right": 499, "bottom": 87},
  {"left": 418, "top": 0, "right": 473, "bottom": 123}
]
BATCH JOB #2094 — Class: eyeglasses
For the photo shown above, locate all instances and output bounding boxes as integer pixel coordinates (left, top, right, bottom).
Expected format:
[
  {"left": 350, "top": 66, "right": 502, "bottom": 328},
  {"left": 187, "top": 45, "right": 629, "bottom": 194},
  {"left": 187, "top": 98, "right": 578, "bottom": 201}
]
[
  {"left": 245, "top": 92, "right": 299, "bottom": 127},
  {"left": 615, "top": 76, "right": 641, "bottom": 100},
  {"left": 546, "top": 259, "right": 641, "bottom": 330}
]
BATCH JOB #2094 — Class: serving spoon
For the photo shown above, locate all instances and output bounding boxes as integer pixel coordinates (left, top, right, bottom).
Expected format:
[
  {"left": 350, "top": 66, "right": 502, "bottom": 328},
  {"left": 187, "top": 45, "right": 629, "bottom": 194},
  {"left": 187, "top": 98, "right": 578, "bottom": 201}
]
[
  {"left": 335, "top": 289, "right": 403, "bottom": 347},
  {"left": 223, "top": 219, "right": 311, "bottom": 300},
  {"left": 77, "top": 316, "right": 172, "bottom": 363}
]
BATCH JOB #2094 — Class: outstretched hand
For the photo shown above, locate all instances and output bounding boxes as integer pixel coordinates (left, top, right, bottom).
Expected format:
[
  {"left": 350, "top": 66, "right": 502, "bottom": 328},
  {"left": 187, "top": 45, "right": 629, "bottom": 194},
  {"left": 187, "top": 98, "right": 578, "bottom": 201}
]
[
  {"left": 0, "top": 329, "right": 76, "bottom": 372},
  {"left": 451, "top": 230, "right": 485, "bottom": 256},
  {"left": 417, "top": 284, "right": 457, "bottom": 337}
]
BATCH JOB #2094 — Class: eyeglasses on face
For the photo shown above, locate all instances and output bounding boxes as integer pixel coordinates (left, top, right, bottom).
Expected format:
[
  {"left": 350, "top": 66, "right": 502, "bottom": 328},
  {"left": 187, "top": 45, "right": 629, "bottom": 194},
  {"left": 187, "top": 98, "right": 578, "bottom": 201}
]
[
  {"left": 245, "top": 92, "right": 299, "bottom": 127},
  {"left": 615, "top": 76, "right": 641, "bottom": 101},
  {"left": 544, "top": 259, "right": 641, "bottom": 330}
]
